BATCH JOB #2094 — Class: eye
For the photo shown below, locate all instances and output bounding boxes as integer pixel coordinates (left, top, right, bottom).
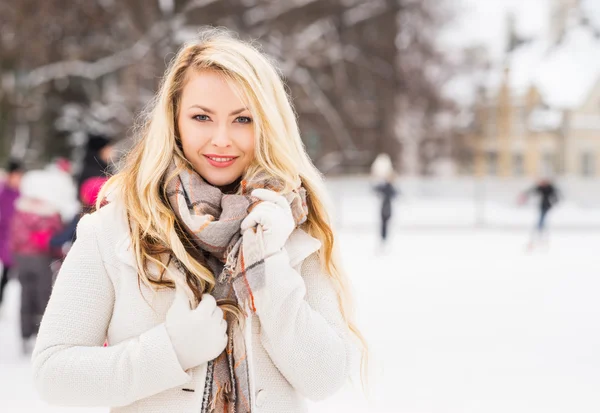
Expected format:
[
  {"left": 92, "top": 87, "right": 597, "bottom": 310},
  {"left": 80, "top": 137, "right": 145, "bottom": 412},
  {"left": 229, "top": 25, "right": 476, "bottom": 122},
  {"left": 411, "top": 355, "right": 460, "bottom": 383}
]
[
  {"left": 193, "top": 114, "right": 210, "bottom": 122},
  {"left": 235, "top": 116, "right": 252, "bottom": 124}
]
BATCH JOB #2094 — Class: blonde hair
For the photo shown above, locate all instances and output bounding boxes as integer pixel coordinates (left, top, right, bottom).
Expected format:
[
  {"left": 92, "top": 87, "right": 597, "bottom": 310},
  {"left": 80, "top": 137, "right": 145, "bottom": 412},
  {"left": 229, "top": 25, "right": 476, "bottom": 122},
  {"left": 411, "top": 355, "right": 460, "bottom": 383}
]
[{"left": 99, "top": 27, "right": 367, "bottom": 381}]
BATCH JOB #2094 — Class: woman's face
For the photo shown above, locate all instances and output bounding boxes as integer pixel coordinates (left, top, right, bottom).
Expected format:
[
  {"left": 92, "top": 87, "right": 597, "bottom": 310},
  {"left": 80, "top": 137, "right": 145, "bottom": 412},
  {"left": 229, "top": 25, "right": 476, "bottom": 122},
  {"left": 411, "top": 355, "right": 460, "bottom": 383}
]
[{"left": 177, "top": 70, "right": 255, "bottom": 188}]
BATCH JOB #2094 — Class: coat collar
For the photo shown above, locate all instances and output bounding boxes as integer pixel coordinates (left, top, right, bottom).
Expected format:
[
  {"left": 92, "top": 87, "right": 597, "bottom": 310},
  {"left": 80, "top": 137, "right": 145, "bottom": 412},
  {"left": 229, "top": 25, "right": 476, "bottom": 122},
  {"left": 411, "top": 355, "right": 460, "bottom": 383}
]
[{"left": 285, "top": 227, "right": 322, "bottom": 268}]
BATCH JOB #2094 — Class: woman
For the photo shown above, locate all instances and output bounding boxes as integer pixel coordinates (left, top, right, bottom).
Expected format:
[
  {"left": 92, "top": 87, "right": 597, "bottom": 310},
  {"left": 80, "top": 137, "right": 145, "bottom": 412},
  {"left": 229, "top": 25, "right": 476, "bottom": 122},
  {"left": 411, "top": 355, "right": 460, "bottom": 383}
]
[{"left": 33, "top": 29, "right": 364, "bottom": 413}]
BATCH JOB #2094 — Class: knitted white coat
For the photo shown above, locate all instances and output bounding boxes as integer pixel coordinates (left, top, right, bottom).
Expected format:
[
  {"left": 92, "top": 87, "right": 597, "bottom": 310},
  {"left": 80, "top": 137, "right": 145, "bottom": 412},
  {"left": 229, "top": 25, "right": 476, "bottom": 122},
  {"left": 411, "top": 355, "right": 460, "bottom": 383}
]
[{"left": 32, "top": 200, "right": 356, "bottom": 412}]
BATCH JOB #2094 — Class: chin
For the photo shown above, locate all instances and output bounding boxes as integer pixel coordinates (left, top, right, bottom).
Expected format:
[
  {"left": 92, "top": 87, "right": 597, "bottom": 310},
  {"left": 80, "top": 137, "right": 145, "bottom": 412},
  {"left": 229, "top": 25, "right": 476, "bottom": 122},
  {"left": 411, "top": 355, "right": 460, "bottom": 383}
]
[{"left": 201, "top": 173, "right": 240, "bottom": 188}]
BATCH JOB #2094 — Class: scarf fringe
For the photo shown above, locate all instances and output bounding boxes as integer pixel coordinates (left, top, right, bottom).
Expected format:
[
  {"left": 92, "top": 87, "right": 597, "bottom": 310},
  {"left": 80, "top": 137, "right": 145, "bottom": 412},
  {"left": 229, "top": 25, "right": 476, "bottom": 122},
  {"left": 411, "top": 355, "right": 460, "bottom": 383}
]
[{"left": 208, "top": 381, "right": 233, "bottom": 412}]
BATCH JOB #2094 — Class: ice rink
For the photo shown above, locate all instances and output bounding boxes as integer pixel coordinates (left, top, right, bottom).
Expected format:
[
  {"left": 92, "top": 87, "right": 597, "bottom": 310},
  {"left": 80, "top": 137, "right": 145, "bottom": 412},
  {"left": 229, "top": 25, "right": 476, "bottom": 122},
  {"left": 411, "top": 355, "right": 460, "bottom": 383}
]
[{"left": 1, "top": 223, "right": 600, "bottom": 412}]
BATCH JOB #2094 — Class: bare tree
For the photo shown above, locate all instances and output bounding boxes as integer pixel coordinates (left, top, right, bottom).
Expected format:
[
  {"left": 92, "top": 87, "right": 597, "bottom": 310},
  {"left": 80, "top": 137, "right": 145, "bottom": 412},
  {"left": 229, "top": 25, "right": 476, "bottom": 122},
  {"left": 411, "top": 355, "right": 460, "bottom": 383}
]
[{"left": 1, "top": 0, "right": 460, "bottom": 175}]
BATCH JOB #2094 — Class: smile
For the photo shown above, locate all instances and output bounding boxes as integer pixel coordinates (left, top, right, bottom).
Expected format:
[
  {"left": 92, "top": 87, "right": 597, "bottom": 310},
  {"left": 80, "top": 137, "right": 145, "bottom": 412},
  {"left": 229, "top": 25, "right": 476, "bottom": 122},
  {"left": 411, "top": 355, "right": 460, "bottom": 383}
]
[{"left": 204, "top": 155, "right": 238, "bottom": 168}]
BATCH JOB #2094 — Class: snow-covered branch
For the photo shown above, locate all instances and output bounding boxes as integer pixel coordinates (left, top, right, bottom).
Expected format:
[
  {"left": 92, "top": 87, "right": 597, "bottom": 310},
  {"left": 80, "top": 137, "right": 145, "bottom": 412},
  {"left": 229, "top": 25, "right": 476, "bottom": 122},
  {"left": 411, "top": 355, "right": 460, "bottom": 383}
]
[
  {"left": 290, "top": 67, "right": 358, "bottom": 152},
  {"left": 22, "top": 20, "right": 173, "bottom": 89},
  {"left": 244, "top": 0, "right": 320, "bottom": 27},
  {"left": 18, "top": 0, "right": 218, "bottom": 90}
]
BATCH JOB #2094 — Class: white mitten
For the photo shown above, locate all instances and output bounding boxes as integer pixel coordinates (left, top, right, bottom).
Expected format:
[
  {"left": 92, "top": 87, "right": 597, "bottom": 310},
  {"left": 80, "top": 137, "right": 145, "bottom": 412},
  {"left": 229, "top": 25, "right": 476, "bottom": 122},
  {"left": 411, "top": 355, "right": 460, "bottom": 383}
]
[
  {"left": 240, "top": 189, "right": 295, "bottom": 257},
  {"left": 165, "top": 289, "right": 228, "bottom": 371}
]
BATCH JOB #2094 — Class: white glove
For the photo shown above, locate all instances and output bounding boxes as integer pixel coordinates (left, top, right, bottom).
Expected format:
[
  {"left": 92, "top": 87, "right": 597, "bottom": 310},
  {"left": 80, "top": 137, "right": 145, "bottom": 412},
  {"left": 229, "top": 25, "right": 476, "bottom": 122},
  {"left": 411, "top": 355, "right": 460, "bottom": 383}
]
[
  {"left": 241, "top": 189, "right": 295, "bottom": 258},
  {"left": 165, "top": 289, "right": 228, "bottom": 371}
]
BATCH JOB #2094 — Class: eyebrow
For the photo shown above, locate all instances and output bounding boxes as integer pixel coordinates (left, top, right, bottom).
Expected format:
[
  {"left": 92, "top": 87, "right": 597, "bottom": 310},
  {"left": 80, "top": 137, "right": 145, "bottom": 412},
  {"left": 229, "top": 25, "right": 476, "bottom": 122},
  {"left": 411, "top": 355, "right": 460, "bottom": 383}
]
[{"left": 189, "top": 105, "right": 248, "bottom": 116}]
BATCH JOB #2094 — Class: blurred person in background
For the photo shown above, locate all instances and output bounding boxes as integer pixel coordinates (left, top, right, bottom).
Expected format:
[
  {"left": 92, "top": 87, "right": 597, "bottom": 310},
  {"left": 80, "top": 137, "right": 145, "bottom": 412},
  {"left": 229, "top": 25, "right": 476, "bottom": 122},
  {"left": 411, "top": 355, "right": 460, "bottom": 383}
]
[
  {"left": 519, "top": 178, "right": 560, "bottom": 251},
  {"left": 48, "top": 176, "right": 108, "bottom": 283},
  {"left": 55, "top": 157, "right": 72, "bottom": 175},
  {"left": 44, "top": 157, "right": 80, "bottom": 222},
  {"left": 370, "top": 152, "right": 393, "bottom": 181},
  {"left": 10, "top": 168, "right": 63, "bottom": 354},
  {"left": 77, "top": 133, "right": 115, "bottom": 191},
  {"left": 32, "top": 29, "right": 363, "bottom": 413},
  {"left": 0, "top": 159, "right": 24, "bottom": 312},
  {"left": 374, "top": 172, "right": 398, "bottom": 251},
  {"left": 371, "top": 153, "right": 398, "bottom": 251},
  {"left": 50, "top": 176, "right": 108, "bottom": 255}
]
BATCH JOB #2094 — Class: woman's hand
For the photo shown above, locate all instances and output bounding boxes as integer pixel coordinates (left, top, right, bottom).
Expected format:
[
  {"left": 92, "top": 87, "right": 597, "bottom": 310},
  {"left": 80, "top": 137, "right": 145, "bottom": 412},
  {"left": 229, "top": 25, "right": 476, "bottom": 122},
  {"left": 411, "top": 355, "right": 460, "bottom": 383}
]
[
  {"left": 241, "top": 189, "right": 295, "bottom": 257},
  {"left": 165, "top": 289, "right": 228, "bottom": 371}
]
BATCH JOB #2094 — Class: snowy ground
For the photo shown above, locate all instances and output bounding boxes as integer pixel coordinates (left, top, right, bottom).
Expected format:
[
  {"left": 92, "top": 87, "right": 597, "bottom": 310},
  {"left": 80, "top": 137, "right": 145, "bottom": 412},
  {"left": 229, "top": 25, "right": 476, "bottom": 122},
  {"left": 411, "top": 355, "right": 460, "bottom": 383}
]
[{"left": 1, "top": 225, "right": 600, "bottom": 413}]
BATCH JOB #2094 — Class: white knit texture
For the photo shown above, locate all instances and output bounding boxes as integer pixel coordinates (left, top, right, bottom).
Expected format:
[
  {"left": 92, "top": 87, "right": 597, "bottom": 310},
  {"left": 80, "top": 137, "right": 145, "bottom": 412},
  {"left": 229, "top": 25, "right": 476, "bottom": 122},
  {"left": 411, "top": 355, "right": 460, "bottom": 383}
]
[{"left": 32, "top": 201, "right": 357, "bottom": 412}]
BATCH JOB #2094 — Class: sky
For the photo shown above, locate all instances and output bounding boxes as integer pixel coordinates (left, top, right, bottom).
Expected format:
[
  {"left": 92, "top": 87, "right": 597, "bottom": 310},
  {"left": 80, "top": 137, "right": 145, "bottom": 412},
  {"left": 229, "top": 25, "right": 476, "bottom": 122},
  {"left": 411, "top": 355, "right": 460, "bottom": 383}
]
[{"left": 441, "top": 0, "right": 550, "bottom": 63}]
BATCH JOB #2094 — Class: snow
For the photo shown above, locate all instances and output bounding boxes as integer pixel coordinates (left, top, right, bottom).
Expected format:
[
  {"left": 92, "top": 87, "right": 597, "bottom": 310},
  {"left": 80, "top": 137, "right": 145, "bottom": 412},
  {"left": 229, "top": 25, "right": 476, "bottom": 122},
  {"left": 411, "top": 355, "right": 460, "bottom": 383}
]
[
  {"left": 2, "top": 225, "right": 600, "bottom": 412},
  {"left": 342, "top": 0, "right": 387, "bottom": 27},
  {"left": 21, "top": 0, "right": 223, "bottom": 90},
  {"left": 582, "top": 0, "right": 600, "bottom": 30},
  {"left": 440, "top": 0, "right": 549, "bottom": 64},
  {"left": 441, "top": 0, "right": 600, "bottom": 111},
  {"left": 528, "top": 108, "right": 564, "bottom": 132},
  {"left": 158, "top": 0, "right": 175, "bottom": 15},
  {"left": 442, "top": 74, "right": 482, "bottom": 107},
  {"left": 534, "top": 26, "right": 600, "bottom": 109},
  {"left": 506, "top": 39, "right": 550, "bottom": 96},
  {"left": 2, "top": 177, "right": 600, "bottom": 412},
  {"left": 480, "top": 22, "right": 600, "bottom": 110}
]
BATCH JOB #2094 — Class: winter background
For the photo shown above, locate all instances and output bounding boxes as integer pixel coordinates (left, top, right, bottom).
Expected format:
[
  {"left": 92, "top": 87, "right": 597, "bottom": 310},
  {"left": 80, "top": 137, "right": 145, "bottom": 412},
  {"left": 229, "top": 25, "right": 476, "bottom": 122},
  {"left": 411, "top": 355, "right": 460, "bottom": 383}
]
[
  {"left": 2, "top": 0, "right": 600, "bottom": 412},
  {"left": 2, "top": 177, "right": 600, "bottom": 413}
]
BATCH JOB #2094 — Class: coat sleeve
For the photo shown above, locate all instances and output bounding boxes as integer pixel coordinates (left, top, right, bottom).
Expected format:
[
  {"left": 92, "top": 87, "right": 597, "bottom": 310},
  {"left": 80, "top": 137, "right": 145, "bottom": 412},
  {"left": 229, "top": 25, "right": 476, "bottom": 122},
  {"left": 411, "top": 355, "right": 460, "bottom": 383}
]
[
  {"left": 253, "top": 250, "right": 359, "bottom": 401},
  {"left": 32, "top": 213, "right": 190, "bottom": 407}
]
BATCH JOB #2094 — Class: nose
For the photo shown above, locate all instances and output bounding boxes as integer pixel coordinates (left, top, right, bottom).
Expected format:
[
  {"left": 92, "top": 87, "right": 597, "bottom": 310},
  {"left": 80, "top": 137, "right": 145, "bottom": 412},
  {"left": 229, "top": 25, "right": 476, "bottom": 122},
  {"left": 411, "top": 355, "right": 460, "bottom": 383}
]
[{"left": 211, "top": 123, "right": 231, "bottom": 148}]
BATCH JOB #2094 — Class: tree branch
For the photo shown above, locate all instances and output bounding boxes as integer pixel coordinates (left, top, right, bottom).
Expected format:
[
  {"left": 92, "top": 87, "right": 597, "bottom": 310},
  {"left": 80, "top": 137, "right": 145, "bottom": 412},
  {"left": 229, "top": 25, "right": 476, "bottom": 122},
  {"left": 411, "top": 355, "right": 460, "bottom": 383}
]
[
  {"left": 290, "top": 67, "right": 358, "bottom": 152},
  {"left": 16, "top": 0, "right": 219, "bottom": 90}
]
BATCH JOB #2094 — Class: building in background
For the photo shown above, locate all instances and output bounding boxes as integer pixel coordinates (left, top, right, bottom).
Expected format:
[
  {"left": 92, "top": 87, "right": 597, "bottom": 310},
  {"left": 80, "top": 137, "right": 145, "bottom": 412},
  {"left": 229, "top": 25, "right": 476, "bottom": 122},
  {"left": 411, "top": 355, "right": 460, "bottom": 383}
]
[{"left": 468, "top": 0, "right": 600, "bottom": 178}]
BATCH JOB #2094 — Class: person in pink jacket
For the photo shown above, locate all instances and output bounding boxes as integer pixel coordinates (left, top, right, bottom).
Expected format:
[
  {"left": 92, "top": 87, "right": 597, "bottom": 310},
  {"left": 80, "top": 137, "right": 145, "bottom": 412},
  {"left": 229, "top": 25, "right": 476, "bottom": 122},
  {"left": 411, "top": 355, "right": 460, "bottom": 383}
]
[
  {"left": 10, "top": 179, "right": 63, "bottom": 354},
  {"left": 33, "top": 28, "right": 365, "bottom": 413}
]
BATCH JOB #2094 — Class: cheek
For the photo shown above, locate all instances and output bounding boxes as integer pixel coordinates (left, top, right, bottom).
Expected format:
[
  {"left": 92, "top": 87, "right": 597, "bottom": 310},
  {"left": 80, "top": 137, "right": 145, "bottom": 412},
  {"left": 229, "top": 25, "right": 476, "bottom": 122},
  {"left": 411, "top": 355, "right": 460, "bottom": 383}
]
[
  {"left": 238, "top": 129, "right": 256, "bottom": 157},
  {"left": 179, "top": 119, "right": 208, "bottom": 153}
]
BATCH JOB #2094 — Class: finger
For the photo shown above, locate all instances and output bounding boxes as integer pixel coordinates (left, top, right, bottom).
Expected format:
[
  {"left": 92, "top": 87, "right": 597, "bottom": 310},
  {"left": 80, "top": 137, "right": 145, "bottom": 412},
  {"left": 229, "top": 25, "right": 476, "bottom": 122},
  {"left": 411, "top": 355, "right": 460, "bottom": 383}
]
[
  {"left": 242, "top": 201, "right": 284, "bottom": 231},
  {"left": 169, "top": 285, "right": 191, "bottom": 314},
  {"left": 251, "top": 189, "right": 290, "bottom": 210},
  {"left": 197, "top": 294, "right": 217, "bottom": 313},
  {"left": 240, "top": 208, "right": 266, "bottom": 231},
  {"left": 240, "top": 214, "right": 257, "bottom": 232}
]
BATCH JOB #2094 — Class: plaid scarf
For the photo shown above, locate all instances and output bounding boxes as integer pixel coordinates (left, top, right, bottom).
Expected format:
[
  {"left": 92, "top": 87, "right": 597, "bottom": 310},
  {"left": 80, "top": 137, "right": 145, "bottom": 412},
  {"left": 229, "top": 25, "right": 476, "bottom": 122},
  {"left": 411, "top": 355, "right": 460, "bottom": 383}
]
[{"left": 165, "top": 161, "right": 308, "bottom": 413}]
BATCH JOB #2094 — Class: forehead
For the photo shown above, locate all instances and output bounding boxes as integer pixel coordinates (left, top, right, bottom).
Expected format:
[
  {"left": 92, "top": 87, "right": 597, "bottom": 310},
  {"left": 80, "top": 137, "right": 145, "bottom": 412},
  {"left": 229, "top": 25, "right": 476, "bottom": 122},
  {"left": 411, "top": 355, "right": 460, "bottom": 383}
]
[{"left": 180, "top": 69, "right": 250, "bottom": 108}]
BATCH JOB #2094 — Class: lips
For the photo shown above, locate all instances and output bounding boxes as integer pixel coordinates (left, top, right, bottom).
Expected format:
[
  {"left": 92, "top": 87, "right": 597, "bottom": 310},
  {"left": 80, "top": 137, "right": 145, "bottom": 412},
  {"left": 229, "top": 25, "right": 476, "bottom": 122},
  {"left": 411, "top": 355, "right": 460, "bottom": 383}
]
[{"left": 203, "top": 154, "right": 238, "bottom": 168}]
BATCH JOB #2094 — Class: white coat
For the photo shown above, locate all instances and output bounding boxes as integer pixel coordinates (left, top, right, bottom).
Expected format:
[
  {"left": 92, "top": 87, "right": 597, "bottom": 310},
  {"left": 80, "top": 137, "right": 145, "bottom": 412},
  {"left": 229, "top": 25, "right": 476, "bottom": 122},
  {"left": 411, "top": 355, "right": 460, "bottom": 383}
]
[{"left": 32, "top": 198, "right": 357, "bottom": 412}]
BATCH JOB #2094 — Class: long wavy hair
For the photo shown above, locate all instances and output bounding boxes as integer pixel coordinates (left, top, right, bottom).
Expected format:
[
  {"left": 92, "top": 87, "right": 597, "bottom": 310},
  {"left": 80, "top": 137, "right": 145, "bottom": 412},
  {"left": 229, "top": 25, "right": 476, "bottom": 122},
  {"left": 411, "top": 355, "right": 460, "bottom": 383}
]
[{"left": 98, "top": 27, "right": 367, "bottom": 381}]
